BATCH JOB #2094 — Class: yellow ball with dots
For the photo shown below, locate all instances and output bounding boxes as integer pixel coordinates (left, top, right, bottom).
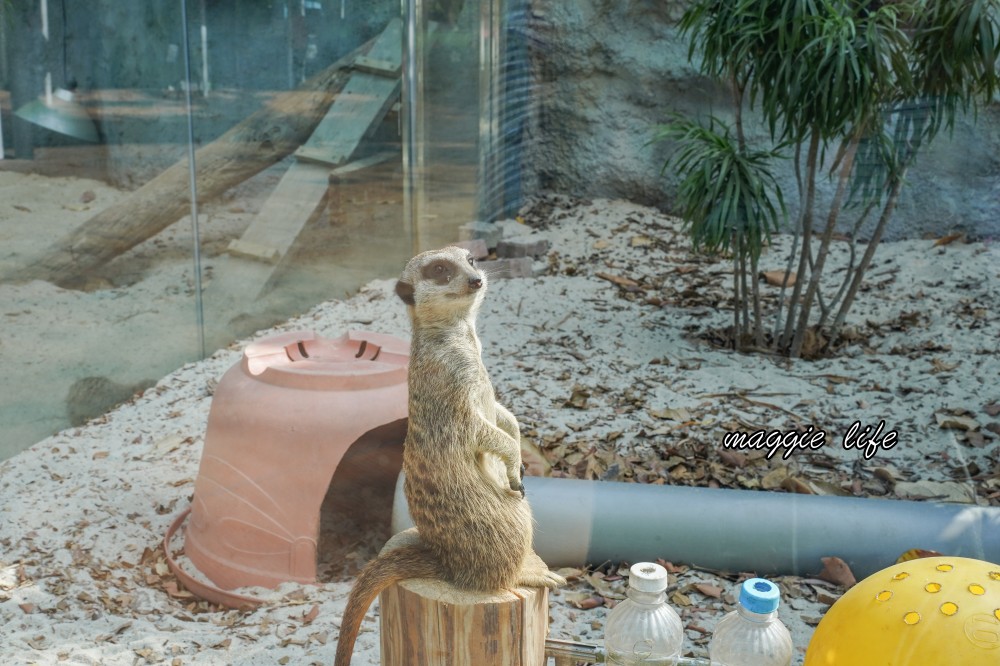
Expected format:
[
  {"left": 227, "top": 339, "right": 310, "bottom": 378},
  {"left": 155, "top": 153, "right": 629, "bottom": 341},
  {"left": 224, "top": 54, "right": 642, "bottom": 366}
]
[{"left": 804, "top": 557, "right": 1000, "bottom": 665}]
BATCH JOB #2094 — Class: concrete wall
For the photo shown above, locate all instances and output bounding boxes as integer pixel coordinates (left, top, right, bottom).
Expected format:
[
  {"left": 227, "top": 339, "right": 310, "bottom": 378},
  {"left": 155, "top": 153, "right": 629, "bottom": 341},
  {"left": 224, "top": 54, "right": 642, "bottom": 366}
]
[{"left": 527, "top": 0, "right": 1000, "bottom": 241}]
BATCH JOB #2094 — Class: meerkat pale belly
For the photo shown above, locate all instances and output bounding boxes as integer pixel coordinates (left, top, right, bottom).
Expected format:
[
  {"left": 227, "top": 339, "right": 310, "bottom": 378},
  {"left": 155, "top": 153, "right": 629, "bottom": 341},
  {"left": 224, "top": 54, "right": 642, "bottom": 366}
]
[
  {"left": 332, "top": 246, "right": 564, "bottom": 666},
  {"left": 404, "top": 332, "right": 535, "bottom": 590}
]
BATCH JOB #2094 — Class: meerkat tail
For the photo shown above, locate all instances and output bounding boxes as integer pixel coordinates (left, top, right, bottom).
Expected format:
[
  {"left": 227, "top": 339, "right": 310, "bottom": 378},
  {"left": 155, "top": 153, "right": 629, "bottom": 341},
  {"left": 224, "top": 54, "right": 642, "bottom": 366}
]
[{"left": 333, "top": 543, "right": 443, "bottom": 666}]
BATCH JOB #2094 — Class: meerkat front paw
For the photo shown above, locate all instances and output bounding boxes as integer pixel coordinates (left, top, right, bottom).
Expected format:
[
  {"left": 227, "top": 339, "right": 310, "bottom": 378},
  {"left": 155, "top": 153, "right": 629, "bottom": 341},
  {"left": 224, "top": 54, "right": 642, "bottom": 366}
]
[
  {"left": 541, "top": 568, "right": 568, "bottom": 588},
  {"left": 517, "top": 552, "right": 566, "bottom": 589},
  {"left": 508, "top": 478, "right": 525, "bottom": 499},
  {"left": 517, "top": 568, "right": 566, "bottom": 590}
]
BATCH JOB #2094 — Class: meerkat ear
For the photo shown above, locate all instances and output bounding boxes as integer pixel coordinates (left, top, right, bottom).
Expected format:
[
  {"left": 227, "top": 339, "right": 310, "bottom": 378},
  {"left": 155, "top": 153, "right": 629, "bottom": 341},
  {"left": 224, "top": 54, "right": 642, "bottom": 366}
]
[{"left": 395, "top": 280, "right": 415, "bottom": 305}]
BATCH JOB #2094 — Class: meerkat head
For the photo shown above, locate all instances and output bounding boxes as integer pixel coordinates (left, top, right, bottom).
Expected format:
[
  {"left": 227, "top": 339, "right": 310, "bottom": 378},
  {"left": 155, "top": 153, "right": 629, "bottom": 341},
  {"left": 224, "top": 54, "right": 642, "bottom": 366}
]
[{"left": 395, "top": 246, "right": 487, "bottom": 325}]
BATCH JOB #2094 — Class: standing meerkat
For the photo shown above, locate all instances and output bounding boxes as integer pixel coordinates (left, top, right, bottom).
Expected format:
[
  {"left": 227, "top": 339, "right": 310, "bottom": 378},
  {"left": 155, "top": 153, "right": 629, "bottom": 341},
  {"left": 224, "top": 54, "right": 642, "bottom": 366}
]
[{"left": 333, "top": 246, "right": 565, "bottom": 666}]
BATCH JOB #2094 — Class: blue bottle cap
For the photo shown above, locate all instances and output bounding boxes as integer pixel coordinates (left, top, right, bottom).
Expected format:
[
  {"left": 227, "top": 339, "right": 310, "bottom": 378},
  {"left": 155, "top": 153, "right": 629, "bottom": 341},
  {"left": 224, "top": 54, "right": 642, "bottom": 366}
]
[{"left": 739, "top": 578, "right": 781, "bottom": 613}]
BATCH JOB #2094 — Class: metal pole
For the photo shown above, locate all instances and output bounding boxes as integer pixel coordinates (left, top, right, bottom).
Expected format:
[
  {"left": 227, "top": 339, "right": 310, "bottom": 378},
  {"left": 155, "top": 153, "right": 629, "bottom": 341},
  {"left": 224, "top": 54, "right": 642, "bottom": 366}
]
[
  {"left": 544, "top": 639, "right": 712, "bottom": 665},
  {"left": 401, "top": 0, "right": 425, "bottom": 255},
  {"left": 477, "top": 0, "right": 501, "bottom": 221},
  {"left": 199, "top": 0, "right": 210, "bottom": 95},
  {"left": 180, "top": 0, "right": 207, "bottom": 358}
]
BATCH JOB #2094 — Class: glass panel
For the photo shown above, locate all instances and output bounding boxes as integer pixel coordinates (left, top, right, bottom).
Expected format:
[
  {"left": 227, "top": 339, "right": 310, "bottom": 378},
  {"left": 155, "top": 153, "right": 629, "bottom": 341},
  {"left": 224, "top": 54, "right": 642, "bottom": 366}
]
[
  {"left": 478, "top": 0, "right": 533, "bottom": 223},
  {"left": 0, "top": 1, "right": 997, "bottom": 662},
  {"left": 0, "top": 1, "right": 419, "bottom": 458},
  {"left": 0, "top": 0, "right": 202, "bottom": 458},
  {"left": 406, "top": 0, "right": 491, "bottom": 251},
  {"left": 186, "top": 2, "right": 410, "bottom": 349}
]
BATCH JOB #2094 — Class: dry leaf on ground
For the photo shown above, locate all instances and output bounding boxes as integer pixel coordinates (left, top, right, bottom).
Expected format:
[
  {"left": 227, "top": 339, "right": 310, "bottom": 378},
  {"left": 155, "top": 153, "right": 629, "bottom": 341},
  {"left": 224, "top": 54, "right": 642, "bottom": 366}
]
[
  {"left": 760, "top": 270, "right": 796, "bottom": 287},
  {"left": 817, "top": 556, "right": 856, "bottom": 588},
  {"left": 935, "top": 412, "right": 980, "bottom": 431},
  {"left": 595, "top": 272, "right": 645, "bottom": 292},
  {"left": 933, "top": 232, "right": 966, "bottom": 247},
  {"left": 894, "top": 480, "right": 976, "bottom": 503}
]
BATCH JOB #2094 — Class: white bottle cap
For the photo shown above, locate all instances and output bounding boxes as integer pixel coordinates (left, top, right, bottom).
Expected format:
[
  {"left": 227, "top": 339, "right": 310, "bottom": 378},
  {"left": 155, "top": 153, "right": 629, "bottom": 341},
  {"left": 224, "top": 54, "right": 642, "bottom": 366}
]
[{"left": 628, "top": 562, "right": 669, "bottom": 593}]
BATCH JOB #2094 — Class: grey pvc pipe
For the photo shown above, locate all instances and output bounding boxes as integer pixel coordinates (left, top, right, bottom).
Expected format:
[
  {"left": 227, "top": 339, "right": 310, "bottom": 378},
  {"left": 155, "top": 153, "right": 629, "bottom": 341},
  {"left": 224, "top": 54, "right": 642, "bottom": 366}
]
[{"left": 391, "top": 474, "right": 1000, "bottom": 579}]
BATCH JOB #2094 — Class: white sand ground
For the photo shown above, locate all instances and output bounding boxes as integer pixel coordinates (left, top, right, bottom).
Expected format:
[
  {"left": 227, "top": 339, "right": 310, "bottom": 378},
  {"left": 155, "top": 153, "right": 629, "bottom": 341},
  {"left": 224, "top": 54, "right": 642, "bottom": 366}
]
[{"left": 0, "top": 190, "right": 998, "bottom": 665}]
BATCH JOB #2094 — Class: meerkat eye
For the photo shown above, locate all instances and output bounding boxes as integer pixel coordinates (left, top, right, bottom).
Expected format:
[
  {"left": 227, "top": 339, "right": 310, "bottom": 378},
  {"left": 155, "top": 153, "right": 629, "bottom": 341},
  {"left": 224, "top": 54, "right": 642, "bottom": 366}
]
[
  {"left": 434, "top": 264, "right": 445, "bottom": 274},
  {"left": 467, "top": 256, "right": 475, "bottom": 267}
]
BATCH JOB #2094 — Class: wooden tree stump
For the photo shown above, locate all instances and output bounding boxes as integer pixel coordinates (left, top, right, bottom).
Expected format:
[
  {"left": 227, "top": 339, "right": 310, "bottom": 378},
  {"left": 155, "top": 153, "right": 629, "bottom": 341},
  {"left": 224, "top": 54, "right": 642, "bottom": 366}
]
[{"left": 376, "top": 529, "right": 549, "bottom": 666}]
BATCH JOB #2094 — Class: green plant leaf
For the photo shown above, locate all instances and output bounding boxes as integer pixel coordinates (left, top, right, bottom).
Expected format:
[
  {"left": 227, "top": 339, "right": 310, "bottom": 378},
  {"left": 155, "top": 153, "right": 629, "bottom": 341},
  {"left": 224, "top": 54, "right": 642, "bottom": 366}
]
[{"left": 666, "top": 0, "right": 999, "bottom": 355}]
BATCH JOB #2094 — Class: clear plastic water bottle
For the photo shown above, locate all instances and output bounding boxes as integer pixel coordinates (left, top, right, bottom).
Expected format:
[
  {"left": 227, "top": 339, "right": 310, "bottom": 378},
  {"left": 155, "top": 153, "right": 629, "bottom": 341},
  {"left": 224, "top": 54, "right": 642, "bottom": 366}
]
[
  {"left": 603, "top": 562, "right": 684, "bottom": 665},
  {"left": 708, "top": 578, "right": 793, "bottom": 666}
]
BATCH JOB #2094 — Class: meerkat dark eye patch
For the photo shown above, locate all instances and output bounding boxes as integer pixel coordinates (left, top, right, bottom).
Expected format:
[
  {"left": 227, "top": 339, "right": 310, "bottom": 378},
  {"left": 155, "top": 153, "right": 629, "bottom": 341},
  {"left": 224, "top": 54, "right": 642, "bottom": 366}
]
[
  {"left": 395, "top": 280, "right": 415, "bottom": 305},
  {"left": 421, "top": 260, "right": 455, "bottom": 285},
  {"left": 467, "top": 254, "right": 475, "bottom": 267}
]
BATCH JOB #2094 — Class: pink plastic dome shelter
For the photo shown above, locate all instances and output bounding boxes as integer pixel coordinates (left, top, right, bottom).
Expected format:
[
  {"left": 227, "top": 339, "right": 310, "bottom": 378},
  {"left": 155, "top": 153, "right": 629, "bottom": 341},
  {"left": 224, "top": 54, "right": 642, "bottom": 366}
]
[{"left": 164, "top": 330, "right": 409, "bottom": 608}]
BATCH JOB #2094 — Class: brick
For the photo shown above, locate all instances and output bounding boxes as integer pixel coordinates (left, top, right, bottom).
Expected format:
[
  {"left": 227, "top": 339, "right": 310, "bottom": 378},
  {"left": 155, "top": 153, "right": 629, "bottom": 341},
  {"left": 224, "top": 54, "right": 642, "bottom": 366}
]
[
  {"left": 478, "top": 257, "right": 534, "bottom": 279},
  {"left": 459, "top": 221, "right": 503, "bottom": 249},
  {"left": 496, "top": 237, "right": 550, "bottom": 259},
  {"left": 450, "top": 238, "right": 490, "bottom": 259}
]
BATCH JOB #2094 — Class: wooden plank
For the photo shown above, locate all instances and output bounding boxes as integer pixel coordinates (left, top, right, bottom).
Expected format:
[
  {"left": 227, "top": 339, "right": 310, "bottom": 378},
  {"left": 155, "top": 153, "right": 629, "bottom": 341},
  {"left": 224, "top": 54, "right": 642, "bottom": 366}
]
[
  {"left": 225, "top": 161, "right": 331, "bottom": 265},
  {"left": 225, "top": 239, "right": 282, "bottom": 264},
  {"left": 353, "top": 55, "right": 401, "bottom": 78},
  {"left": 202, "top": 18, "right": 406, "bottom": 311},
  {"left": 294, "top": 18, "right": 402, "bottom": 167},
  {"left": 294, "top": 73, "right": 400, "bottom": 166},
  {"left": 327, "top": 151, "right": 399, "bottom": 227},
  {"left": 203, "top": 161, "right": 330, "bottom": 320},
  {"left": 213, "top": 151, "right": 398, "bottom": 305},
  {"left": 328, "top": 150, "right": 397, "bottom": 178}
]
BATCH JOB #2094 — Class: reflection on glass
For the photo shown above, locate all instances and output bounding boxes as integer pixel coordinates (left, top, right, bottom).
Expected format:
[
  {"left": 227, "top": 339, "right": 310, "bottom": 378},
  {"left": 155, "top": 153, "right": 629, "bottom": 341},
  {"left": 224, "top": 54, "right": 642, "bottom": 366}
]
[{"left": 0, "top": 1, "right": 499, "bottom": 459}]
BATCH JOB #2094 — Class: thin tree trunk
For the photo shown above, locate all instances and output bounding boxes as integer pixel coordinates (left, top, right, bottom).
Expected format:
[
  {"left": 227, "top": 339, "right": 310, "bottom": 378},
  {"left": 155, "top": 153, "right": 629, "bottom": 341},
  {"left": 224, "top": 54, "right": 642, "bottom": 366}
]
[
  {"left": 780, "top": 130, "right": 821, "bottom": 350},
  {"left": 751, "top": 249, "right": 764, "bottom": 347},
  {"left": 818, "top": 198, "right": 876, "bottom": 330},
  {"left": 829, "top": 168, "right": 907, "bottom": 341},
  {"left": 733, "top": 231, "right": 743, "bottom": 350},
  {"left": 731, "top": 71, "right": 748, "bottom": 352},
  {"left": 772, "top": 141, "right": 806, "bottom": 348},
  {"left": 739, "top": 236, "right": 750, "bottom": 343},
  {"left": 735, "top": 234, "right": 742, "bottom": 338},
  {"left": 790, "top": 135, "right": 859, "bottom": 358},
  {"left": 801, "top": 118, "right": 860, "bottom": 331}
]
